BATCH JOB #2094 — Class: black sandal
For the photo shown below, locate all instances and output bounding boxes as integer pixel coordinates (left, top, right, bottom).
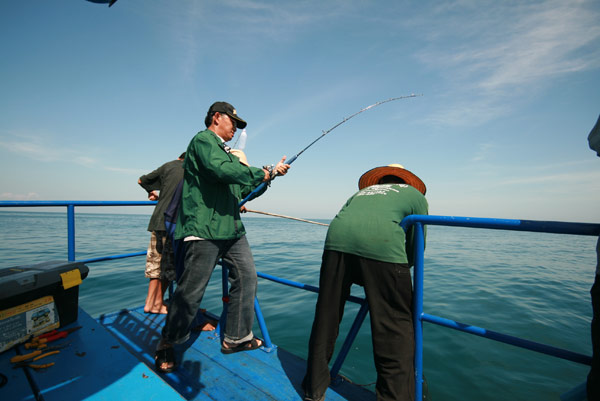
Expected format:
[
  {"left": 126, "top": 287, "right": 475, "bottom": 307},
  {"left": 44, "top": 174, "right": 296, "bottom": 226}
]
[
  {"left": 154, "top": 346, "right": 176, "bottom": 373},
  {"left": 221, "top": 337, "right": 263, "bottom": 354}
]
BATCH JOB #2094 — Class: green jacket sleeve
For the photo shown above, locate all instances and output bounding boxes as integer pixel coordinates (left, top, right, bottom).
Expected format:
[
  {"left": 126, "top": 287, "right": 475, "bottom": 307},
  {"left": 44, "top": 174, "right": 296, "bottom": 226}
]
[{"left": 190, "top": 132, "right": 265, "bottom": 187}]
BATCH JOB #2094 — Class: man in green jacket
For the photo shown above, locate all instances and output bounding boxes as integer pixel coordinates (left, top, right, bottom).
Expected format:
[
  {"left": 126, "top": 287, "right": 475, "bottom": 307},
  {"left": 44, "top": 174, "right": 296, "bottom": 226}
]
[
  {"left": 303, "top": 164, "right": 428, "bottom": 401},
  {"left": 155, "top": 101, "right": 290, "bottom": 373}
]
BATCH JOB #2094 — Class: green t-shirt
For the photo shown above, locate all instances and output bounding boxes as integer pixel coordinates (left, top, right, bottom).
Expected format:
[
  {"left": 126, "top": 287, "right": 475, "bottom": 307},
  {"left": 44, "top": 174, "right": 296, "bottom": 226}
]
[{"left": 325, "top": 184, "right": 428, "bottom": 264}]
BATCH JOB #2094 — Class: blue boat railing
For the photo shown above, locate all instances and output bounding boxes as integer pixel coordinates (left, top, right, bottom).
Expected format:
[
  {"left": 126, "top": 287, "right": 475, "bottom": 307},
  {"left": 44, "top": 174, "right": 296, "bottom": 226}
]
[
  {"left": 2, "top": 201, "right": 599, "bottom": 400},
  {"left": 0, "top": 200, "right": 156, "bottom": 262},
  {"left": 401, "top": 215, "right": 600, "bottom": 401},
  {"left": 0, "top": 200, "right": 365, "bottom": 374}
]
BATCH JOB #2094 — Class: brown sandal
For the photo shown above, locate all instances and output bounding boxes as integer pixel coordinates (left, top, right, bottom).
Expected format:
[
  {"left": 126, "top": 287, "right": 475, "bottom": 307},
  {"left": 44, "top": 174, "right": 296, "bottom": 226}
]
[
  {"left": 154, "top": 346, "right": 176, "bottom": 373},
  {"left": 221, "top": 337, "right": 262, "bottom": 354}
]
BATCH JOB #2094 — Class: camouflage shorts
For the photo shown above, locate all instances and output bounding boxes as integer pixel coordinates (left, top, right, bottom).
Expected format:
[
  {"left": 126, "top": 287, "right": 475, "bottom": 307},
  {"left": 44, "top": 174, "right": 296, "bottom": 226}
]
[{"left": 145, "top": 231, "right": 176, "bottom": 281}]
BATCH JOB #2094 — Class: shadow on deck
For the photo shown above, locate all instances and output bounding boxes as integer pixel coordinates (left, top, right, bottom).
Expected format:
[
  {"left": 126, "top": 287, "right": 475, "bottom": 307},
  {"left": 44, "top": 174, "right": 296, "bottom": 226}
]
[{"left": 98, "top": 306, "right": 375, "bottom": 401}]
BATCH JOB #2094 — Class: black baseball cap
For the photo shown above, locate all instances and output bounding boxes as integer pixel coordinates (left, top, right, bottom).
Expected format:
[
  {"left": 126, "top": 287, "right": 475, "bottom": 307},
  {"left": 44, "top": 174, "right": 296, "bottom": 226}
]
[{"left": 207, "top": 101, "right": 247, "bottom": 129}]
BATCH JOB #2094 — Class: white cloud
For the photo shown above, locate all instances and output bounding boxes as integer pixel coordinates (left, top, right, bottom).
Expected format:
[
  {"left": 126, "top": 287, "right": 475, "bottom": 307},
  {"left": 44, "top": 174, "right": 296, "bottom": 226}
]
[
  {"left": 415, "top": 0, "right": 600, "bottom": 126},
  {"left": 476, "top": 1, "right": 600, "bottom": 91},
  {"left": 0, "top": 133, "right": 138, "bottom": 174},
  {"left": 163, "top": 0, "right": 356, "bottom": 81},
  {"left": 0, "top": 192, "right": 40, "bottom": 200},
  {"left": 0, "top": 138, "right": 62, "bottom": 162},
  {"left": 471, "top": 143, "right": 495, "bottom": 162},
  {"left": 105, "top": 166, "right": 147, "bottom": 175}
]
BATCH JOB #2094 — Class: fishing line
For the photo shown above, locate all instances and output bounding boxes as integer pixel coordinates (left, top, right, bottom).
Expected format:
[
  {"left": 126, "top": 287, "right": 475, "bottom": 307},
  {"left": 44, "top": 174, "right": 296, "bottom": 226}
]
[
  {"left": 245, "top": 208, "right": 329, "bottom": 226},
  {"left": 239, "top": 94, "right": 422, "bottom": 206}
]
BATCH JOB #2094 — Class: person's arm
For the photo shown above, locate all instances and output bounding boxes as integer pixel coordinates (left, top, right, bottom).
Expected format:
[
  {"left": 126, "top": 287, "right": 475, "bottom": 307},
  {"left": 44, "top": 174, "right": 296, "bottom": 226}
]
[
  {"left": 193, "top": 134, "right": 266, "bottom": 186},
  {"left": 239, "top": 156, "right": 292, "bottom": 199},
  {"left": 138, "top": 167, "right": 162, "bottom": 193},
  {"left": 239, "top": 181, "right": 268, "bottom": 200}
]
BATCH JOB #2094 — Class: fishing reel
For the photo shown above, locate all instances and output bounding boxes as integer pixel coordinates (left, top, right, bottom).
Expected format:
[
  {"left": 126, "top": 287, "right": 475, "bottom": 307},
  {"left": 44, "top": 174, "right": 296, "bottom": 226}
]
[{"left": 262, "top": 164, "right": 278, "bottom": 184}]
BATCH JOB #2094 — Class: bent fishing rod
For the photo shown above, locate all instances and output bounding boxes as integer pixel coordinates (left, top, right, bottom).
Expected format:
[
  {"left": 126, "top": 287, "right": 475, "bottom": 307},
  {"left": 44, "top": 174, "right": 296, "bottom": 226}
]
[{"left": 238, "top": 94, "right": 422, "bottom": 207}]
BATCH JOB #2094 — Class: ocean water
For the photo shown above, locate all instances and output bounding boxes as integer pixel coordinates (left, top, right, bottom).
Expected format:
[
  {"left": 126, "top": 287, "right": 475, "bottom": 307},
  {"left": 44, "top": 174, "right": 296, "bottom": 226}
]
[{"left": 0, "top": 210, "right": 596, "bottom": 401}]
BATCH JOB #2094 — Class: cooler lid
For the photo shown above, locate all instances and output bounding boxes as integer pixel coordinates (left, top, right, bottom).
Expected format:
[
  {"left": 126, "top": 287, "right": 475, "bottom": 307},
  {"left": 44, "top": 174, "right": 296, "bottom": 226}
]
[{"left": 0, "top": 260, "right": 90, "bottom": 300}]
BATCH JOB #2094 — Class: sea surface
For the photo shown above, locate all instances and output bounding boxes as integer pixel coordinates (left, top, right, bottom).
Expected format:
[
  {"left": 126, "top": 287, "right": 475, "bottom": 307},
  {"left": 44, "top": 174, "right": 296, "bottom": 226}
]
[{"left": 0, "top": 210, "right": 596, "bottom": 401}]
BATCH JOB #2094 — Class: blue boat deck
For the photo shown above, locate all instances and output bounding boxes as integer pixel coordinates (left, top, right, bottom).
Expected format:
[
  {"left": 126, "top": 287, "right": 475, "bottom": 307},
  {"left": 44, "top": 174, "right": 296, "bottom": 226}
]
[
  {"left": 3, "top": 306, "right": 375, "bottom": 401},
  {"left": 3, "top": 308, "right": 183, "bottom": 401}
]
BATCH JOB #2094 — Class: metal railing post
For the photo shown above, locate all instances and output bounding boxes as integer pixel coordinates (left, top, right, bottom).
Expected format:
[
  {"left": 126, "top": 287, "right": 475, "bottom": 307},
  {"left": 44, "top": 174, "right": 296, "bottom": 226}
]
[
  {"left": 413, "top": 222, "right": 425, "bottom": 401},
  {"left": 67, "top": 204, "right": 75, "bottom": 261},
  {"left": 254, "top": 297, "right": 274, "bottom": 351},
  {"left": 330, "top": 299, "right": 370, "bottom": 380}
]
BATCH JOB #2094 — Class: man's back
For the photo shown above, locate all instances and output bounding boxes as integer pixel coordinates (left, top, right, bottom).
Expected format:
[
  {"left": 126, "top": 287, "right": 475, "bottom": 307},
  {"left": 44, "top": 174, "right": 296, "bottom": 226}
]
[
  {"left": 139, "top": 158, "right": 184, "bottom": 232},
  {"left": 325, "top": 183, "right": 428, "bottom": 265}
]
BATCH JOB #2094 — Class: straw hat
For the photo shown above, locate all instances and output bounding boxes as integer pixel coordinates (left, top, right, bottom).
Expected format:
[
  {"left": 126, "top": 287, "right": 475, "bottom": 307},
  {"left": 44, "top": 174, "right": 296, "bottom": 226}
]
[
  {"left": 358, "top": 164, "right": 426, "bottom": 194},
  {"left": 230, "top": 149, "right": 249, "bottom": 166}
]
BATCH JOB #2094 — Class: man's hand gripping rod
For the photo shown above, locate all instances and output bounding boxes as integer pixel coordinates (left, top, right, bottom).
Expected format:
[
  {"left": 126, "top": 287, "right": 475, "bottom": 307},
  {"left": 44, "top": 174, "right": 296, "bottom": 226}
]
[{"left": 238, "top": 94, "right": 422, "bottom": 207}]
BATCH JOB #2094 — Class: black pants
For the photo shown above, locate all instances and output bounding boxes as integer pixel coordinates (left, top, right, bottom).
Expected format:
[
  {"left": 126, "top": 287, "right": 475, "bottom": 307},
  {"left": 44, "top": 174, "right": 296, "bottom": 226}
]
[
  {"left": 589, "top": 273, "right": 600, "bottom": 400},
  {"left": 303, "top": 250, "right": 415, "bottom": 401}
]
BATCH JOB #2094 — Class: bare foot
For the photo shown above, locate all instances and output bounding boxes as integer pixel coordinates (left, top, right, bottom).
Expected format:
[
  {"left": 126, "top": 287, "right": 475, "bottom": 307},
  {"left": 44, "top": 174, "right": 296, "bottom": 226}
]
[
  {"left": 146, "top": 305, "right": 168, "bottom": 314},
  {"left": 192, "top": 320, "right": 217, "bottom": 331}
]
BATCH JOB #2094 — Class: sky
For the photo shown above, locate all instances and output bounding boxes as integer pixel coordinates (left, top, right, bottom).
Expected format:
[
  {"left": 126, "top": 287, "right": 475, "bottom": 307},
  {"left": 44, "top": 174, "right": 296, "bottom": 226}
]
[{"left": 1, "top": 0, "right": 599, "bottom": 222}]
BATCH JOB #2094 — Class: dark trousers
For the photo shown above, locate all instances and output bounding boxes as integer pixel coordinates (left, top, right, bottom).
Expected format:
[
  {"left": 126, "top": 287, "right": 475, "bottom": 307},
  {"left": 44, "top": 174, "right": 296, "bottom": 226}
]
[
  {"left": 161, "top": 236, "right": 257, "bottom": 344},
  {"left": 164, "top": 221, "right": 185, "bottom": 281},
  {"left": 303, "top": 250, "right": 415, "bottom": 401},
  {"left": 589, "top": 273, "right": 600, "bottom": 400}
]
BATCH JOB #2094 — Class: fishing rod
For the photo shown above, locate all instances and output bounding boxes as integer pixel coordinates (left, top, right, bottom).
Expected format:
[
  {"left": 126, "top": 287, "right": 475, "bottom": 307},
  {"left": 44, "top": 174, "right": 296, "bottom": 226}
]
[{"left": 238, "top": 94, "right": 422, "bottom": 207}]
